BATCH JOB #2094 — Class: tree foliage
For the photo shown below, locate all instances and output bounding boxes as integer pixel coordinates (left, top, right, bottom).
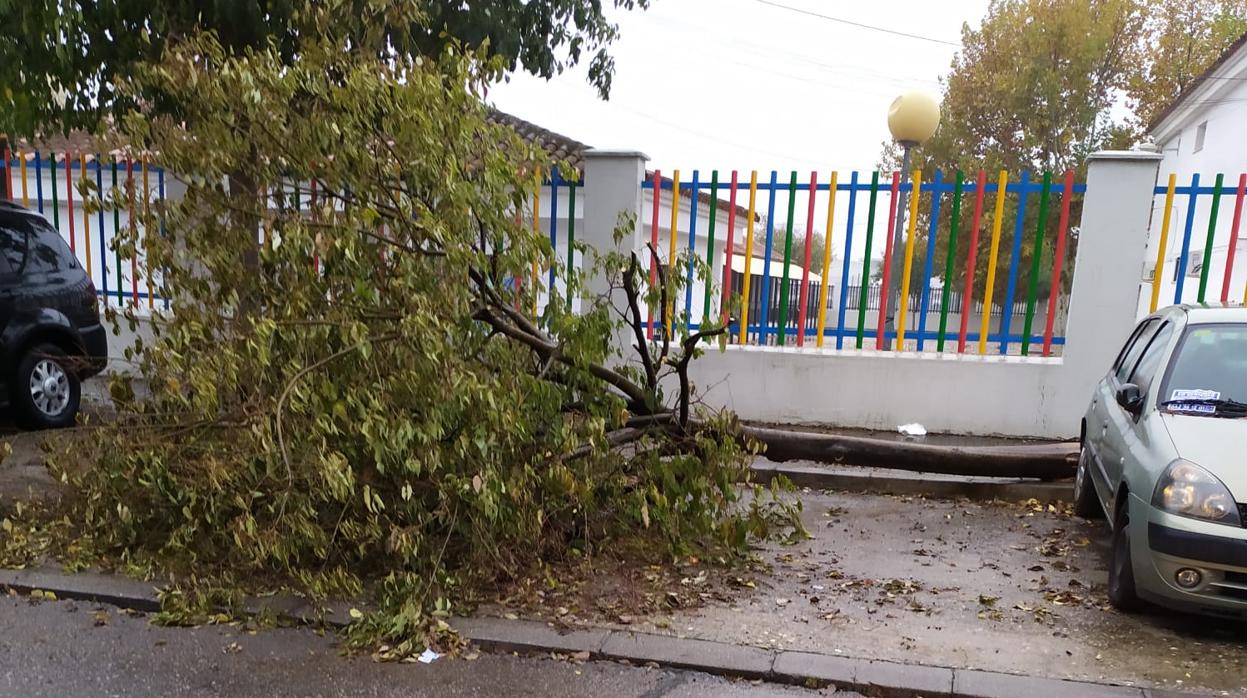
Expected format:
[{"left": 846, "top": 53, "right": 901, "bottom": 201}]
[
  {"left": 880, "top": 0, "right": 1246, "bottom": 304},
  {"left": 0, "top": 0, "right": 645, "bottom": 137},
  {"left": 30, "top": 5, "right": 795, "bottom": 655},
  {"left": 1127, "top": 0, "right": 1247, "bottom": 128}
]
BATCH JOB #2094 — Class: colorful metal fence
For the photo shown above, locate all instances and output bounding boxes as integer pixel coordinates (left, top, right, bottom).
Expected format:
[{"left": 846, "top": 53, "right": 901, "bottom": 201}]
[
  {"left": 642, "top": 169, "right": 1086, "bottom": 356},
  {"left": 1148, "top": 172, "right": 1247, "bottom": 312},
  {"left": 1, "top": 150, "right": 167, "bottom": 310},
  {"left": 514, "top": 167, "right": 581, "bottom": 316}
]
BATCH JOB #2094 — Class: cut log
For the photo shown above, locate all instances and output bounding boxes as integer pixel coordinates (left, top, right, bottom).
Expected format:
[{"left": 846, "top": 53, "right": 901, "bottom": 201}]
[{"left": 741, "top": 426, "right": 1078, "bottom": 481}]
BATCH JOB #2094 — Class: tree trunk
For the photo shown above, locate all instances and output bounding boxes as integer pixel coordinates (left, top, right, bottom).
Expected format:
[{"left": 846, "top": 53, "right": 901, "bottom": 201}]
[{"left": 742, "top": 426, "right": 1077, "bottom": 480}]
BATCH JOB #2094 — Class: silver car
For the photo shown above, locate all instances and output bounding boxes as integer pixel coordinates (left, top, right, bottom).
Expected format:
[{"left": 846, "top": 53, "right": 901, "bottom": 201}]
[{"left": 1077, "top": 304, "right": 1247, "bottom": 616}]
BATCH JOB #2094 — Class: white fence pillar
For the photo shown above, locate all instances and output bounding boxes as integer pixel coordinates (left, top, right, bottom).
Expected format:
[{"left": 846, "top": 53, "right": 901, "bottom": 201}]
[
  {"left": 582, "top": 149, "right": 648, "bottom": 360},
  {"left": 1051, "top": 149, "right": 1163, "bottom": 424}
]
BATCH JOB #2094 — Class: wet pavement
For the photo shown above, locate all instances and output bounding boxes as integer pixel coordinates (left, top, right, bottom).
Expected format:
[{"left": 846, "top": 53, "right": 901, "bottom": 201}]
[
  {"left": 534, "top": 489, "right": 1247, "bottom": 696},
  {"left": 0, "top": 595, "right": 853, "bottom": 697}
]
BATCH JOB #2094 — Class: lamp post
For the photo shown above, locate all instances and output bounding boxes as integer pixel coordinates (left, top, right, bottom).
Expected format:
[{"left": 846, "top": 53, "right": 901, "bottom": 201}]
[{"left": 884, "top": 91, "right": 941, "bottom": 349}]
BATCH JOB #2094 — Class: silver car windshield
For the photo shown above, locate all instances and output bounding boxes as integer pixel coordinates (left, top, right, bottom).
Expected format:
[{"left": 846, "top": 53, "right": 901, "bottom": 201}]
[{"left": 1160, "top": 324, "right": 1247, "bottom": 416}]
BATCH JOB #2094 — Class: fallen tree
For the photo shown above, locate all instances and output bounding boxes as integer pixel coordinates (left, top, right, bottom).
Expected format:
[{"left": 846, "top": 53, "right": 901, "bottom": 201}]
[{"left": 31, "top": 19, "right": 802, "bottom": 658}]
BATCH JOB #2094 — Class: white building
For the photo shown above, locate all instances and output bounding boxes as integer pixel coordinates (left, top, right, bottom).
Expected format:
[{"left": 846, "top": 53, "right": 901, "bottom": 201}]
[{"left": 1142, "top": 32, "right": 1247, "bottom": 314}]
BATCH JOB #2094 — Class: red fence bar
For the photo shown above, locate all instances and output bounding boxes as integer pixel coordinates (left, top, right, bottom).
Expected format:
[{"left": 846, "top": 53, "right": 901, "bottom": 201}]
[
  {"left": 795, "top": 170, "right": 817, "bottom": 347},
  {"left": 1042, "top": 170, "right": 1075, "bottom": 356},
  {"left": 647, "top": 169, "right": 661, "bottom": 339},
  {"left": 957, "top": 170, "right": 986, "bottom": 353},
  {"left": 876, "top": 171, "right": 901, "bottom": 349},
  {"left": 721, "top": 170, "right": 739, "bottom": 326},
  {"left": 1221, "top": 173, "right": 1247, "bottom": 304}
]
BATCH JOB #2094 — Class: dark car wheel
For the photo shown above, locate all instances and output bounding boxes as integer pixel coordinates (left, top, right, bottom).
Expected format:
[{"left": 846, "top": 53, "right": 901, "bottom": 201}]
[
  {"left": 1107, "top": 498, "right": 1144, "bottom": 612},
  {"left": 13, "top": 343, "right": 81, "bottom": 430},
  {"left": 1073, "top": 446, "right": 1103, "bottom": 519}
]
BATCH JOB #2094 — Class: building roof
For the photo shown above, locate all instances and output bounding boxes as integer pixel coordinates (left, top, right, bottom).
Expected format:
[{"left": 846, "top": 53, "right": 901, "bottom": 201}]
[
  {"left": 487, "top": 110, "right": 590, "bottom": 171},
  {"left": 9, "top": 110, "right": 756, "bottom": 222},
  {"left": 490, "top": 109, "right": 755, "bottom": 222},
  {"left": 1147, "top": 30, "right": 1247, "bottom": 134}
]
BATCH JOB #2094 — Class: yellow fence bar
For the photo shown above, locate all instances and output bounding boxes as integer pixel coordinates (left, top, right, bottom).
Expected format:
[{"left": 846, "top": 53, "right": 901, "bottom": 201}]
[
  {"left": 895, "top": 169, "right": 923, "bottom": 348},
  {"left": 18, "top": 152, "right": 27, "bottom": 207},
  {"left": 978, "top": 170, "right": 1009, "bottom": 355},
  {"left": 1151, "top": 174, "right": 1177, "bottom": 313},
  {"left": 815, "top": 171, "right": 838, "bottom": 348},
  {"left": 531, "top": 167, "right": 541, "bottom": 317},
  {"left": 665, "top": 169, "right": 680, "bottom": 340},
  {"left": 738, "top": 171, "right": 759, "bottom": 344}
]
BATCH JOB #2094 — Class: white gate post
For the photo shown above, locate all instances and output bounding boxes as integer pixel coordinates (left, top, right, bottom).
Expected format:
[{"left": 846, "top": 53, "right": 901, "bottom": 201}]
[
  {"left": 1048, "top": 149, "right": 1162, "bottom": 427},
  {"left": 581, "top": 149, "right": 649, "bottom": 359}
]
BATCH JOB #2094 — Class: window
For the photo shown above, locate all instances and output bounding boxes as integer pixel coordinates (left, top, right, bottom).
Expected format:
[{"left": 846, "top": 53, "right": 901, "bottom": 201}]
[
  {"left": 23, "top": 217, "right": 76, "bottom": 274},
  {"left": 1128, "top": 321, "right": 1174, "bottom": 394},
  {"left": 1161, "top": 324, "right": 1247, "bottom": 407},
  {"left": 0, "top": 219, "right": 27, "bottom": 275},
  {"left": 1114, "top": 319, "right": 1158, "bottom": 383},
  {"left": 1194, "top": 121, "right": 1208, "bottom": 153}
]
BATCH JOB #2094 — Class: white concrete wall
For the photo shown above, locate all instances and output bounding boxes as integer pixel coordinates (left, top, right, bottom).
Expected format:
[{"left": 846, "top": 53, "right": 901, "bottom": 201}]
[{"left": 1142, "top": 42, "right": 1247, "bottom": 313}]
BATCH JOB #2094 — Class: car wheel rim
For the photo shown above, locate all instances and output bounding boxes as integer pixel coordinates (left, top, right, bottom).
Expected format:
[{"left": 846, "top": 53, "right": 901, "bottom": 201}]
[
  {"left": 1074, "top": 453, "right": 1086, "bottom": 500},
  {"left": 29, "top": 358, "right": 70, "bottom": 417}
]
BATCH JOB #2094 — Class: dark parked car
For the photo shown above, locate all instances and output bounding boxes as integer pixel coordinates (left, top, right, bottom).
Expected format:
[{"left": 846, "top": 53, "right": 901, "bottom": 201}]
[{"left": 0, "top": 201, "right": 107, "bottom": 428}]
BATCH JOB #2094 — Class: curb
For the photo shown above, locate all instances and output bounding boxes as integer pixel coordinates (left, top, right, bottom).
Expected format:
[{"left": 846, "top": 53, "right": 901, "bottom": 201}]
[
  {"left": 0, "top": 566, "right": 1188, "bottom": 698},
  {"left": 750, "top": 462, "right": 1071, "bottom": 502}
]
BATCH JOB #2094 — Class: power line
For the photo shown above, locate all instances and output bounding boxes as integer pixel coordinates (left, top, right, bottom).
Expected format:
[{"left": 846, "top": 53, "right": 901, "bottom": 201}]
[{"left": 750, "top": 0, "right": 961, "bottom": 47}]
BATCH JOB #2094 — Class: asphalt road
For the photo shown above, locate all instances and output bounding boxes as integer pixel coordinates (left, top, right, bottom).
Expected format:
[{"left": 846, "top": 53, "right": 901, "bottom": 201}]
[{"left": 0, "top": 596, "right": 855, "bottom": 698}]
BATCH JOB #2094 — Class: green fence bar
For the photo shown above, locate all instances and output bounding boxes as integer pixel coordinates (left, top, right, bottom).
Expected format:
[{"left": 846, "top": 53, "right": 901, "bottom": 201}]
[
  {"left": 776, "top": 171, "right": 798, "bottom": 346},
  {"left": 936, "top": 171, "right": 965, "bottom": 352},
  {"left": 51, "top": 156, "right": 60, "bottom": 232},
  {"left": 1197, "top": 173, "right": 1224, "bottom": 303},
  {"left": 111, "top": 159, "right": 121, "bottom": 303},
  {"left": 856, "top": 172, "right": 880, "bottom": 349},
  {"left": 1020, "top": 170, "right": 1053, "bottom": 356},
  {"left": 702, "top": 170, "right": 719, "bottom": 321},
  {"left": 566, "top": 177, "right": 576, "bottom": 312}
]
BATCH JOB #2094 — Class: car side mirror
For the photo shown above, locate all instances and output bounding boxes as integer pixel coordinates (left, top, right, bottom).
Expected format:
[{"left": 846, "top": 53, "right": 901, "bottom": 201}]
[{"left": 1116, "top": 383, "right": 1144, "bottom": 416}]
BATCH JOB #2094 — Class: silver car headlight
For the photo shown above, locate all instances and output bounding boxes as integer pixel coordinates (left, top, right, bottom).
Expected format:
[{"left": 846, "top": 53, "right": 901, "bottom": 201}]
[{"left": 1152, "top": 460, "right": 1242, "bottom": 526}]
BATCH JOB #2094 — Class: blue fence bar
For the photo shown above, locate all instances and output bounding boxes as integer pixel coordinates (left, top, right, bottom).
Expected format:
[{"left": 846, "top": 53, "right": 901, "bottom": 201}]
[
  {"left": 998, "top": 170, "right": 1030, "bottom": 355},
  {"left": 759, "top": 171, "right": 779, "bottom": 336},
  {"left": 835, "top": 171, "right": 859, "bottom": 351},
  {"left": 1174, "top": 173, "right": 1200, "bottom": 305},
  {"left": 916, "top": 169, "right": 944, "bottom": 351}
]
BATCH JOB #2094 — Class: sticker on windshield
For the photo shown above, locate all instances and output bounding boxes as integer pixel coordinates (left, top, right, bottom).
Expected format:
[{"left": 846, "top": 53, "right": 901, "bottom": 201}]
[
  {"left": 1170, "top": 389, "right": 1220, "bottom": 401},
  {"left": 1167, "top": 389, "right": 1219, "bottom": 414}
]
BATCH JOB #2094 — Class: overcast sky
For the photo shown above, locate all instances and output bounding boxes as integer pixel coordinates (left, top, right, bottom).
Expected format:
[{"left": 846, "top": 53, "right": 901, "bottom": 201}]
[
  {"left": 489, "top": 0, "right": 990, "bottom": 172},
  {"left": 488, "top": 0, "right": 991, "bottom": 268}
]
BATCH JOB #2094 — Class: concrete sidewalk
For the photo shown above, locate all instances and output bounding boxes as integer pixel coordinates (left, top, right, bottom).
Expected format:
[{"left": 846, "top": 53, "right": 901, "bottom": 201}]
[
  {"left": 484, "top": 490, "right": 1246, "bottom": 696},
  {"left": 4, "top": 489, "right": 1241, "bottom": 697},
  {"left": 0, "top": 566, "right": 1188, "bottom": 698}
]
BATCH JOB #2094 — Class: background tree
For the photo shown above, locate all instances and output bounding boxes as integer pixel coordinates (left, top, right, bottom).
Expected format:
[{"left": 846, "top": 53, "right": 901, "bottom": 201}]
[
  {"left": 881, "top": 0, "right": 1246, "bottom": 317},
  {"left": 886, "top": 0, "right": 1145, "bottom": 310},
  {"left": 1127, "top": 0, "right": 1247, "bottom": 128},
  {"left": 0, "top": 0, "right": 647, "bottom": 137}
]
